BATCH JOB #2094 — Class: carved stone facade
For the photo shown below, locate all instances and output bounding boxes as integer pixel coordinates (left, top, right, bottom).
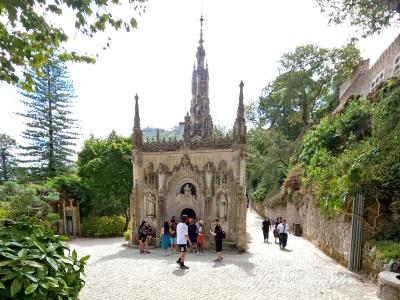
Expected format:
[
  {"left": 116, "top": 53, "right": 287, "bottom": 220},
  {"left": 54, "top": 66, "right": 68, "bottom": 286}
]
[
  {"left": 335, "top": 34, "right": 400, "bottom": 114},
  {"left": 130, "top": 19, "right": 247, "bottom": 251}
]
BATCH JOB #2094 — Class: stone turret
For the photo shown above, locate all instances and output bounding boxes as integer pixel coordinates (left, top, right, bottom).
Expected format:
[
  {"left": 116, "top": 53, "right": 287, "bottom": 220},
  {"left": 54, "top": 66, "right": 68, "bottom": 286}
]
[
  {"left": 133, "top": 94, "right": 143, "bottom": 148},
  {"left": 233, "top": 81, "right": 247, "bottom": 145}
]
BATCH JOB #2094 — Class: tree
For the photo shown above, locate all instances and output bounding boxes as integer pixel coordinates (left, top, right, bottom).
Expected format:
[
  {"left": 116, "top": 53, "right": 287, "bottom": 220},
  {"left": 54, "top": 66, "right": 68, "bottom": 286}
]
[
  {"left": 247, "top": 128, "right": 293, "bottom": 193},
  {"left": 18, "top": 56, "right": 78, "bottom": 180},
  {"left": 0, "top": 133, "right": 17, "bottom": 183},
  {"left": 315, "top": 0, "right": 400, "bottom": 37},
  {"left": 258, "top": 43, "right": 361, "bottom": 139},
  {"left": 0, "top": 0, "right": 146, "bottom": 89},
  {"left": 77, "top": 131, "right": 132, "bottom": 227}
]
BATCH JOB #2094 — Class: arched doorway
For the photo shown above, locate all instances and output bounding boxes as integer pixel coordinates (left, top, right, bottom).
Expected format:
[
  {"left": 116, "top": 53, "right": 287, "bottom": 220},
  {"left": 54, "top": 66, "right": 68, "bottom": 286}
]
[{"left": 181, "top": 208, "right": 196, "bottom": 220}]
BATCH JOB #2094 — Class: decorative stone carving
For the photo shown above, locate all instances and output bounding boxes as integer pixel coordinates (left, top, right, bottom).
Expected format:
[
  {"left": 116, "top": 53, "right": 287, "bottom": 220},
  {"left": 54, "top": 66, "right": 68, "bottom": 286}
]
[
  {"left": 157, "top": 163, "right": 168, "bottom": 193},
  {"left": 176, "top": 183, "right": 196, "bottom": 208},
  {"left": 144, "top": 163, "right": 156, "bottom": 187},
  {"left": 217, "top": 193, "right": 228, "bottom": 220},
  {"left": 146, "top": 193, "right": 156, "bottom": 217},
  {"left": 204, "top": 161, "right": 214, "bottom": 192}
]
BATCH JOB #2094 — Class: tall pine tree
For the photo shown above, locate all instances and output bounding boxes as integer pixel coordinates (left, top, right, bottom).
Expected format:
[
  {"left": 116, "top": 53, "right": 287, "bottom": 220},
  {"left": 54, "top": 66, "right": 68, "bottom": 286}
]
[
  {"left": 18, "top": 57, "right": 78, "bottom": 180},
  {"left": 0, "top": 133, "right": 17, "bottom": 183}
]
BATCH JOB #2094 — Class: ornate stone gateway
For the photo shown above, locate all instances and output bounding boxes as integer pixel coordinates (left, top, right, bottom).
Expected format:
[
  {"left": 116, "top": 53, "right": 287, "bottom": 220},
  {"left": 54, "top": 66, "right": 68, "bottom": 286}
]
[{"left": 130, "top": 18, "right": 247, "bottom": 251}]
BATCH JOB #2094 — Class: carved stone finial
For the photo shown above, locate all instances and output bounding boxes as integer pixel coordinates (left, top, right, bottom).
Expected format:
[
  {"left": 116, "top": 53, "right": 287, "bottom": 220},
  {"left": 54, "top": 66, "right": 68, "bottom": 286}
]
[{"left": 133, "top": 94, "right": 143, "bottom": 148}]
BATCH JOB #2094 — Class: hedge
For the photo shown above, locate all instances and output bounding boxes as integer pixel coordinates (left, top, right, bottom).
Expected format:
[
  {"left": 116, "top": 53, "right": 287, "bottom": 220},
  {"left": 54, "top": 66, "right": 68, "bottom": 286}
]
[{"left": 81, "top": 215, "right": 125, "bottom": 237}]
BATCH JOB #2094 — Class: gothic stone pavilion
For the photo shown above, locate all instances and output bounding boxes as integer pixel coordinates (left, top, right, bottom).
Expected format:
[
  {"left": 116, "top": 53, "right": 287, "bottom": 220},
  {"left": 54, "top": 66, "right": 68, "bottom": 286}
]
[{"left": 130, "top": 22, "right": 247, "bottom": 251}]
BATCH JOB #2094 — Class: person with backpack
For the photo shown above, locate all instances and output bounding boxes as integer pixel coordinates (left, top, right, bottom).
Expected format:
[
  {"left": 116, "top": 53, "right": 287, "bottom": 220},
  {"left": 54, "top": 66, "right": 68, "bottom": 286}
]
[
  {"left": 188, "top": 218, "right": 198, "bottom": 252},
  {"left": 138, "top": 220, "right": 149, "bottom": 254},
  {"left": 210, "top": 218, "right": 224, "bottom": 262}
]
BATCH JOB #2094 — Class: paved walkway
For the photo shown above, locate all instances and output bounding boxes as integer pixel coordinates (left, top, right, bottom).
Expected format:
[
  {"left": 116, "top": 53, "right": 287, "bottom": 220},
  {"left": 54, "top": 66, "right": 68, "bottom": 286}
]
[{"left": 70, "top": 211, "right": 377, "bottom": 299}]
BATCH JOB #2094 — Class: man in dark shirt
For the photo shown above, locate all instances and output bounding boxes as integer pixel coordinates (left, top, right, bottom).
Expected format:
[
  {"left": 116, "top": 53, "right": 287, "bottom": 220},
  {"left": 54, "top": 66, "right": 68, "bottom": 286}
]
[
  {"left": 262, "top": 218, "right": 271, "bottom": 243},
  {"left": 210, "top": 218, "right": 224, "bottom": 262}
]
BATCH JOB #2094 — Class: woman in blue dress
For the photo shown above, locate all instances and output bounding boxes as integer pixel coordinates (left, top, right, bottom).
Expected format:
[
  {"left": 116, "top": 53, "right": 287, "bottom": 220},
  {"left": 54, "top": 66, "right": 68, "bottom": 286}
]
[{"left": 160, "top": 221, "right": 170, "bottom": 254}]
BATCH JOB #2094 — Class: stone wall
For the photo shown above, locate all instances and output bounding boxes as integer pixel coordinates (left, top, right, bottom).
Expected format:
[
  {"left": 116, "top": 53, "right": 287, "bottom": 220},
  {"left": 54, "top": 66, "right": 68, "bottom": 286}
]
[
  {"left": 335, "top": 34, "right": 400, "bottom": 114},
  {"left": 254, "top": 189, "right": 351, "bottom": 265}
]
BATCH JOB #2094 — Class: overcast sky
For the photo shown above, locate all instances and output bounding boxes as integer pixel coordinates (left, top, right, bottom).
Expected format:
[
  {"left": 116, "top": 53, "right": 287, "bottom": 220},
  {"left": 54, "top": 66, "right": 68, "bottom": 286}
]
[{"left": 0, "top": 0, "right": 399, "bottom": 151}]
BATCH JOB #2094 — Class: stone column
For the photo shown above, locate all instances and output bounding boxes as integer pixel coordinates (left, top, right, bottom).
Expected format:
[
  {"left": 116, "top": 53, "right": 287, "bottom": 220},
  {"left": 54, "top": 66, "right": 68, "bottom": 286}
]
[
  {"left": 237, "top": 188, "right": 247, "bottom": 252},
  {"left": 155, "top": 195, "right": 164, "bottom": 248},
  {"left": 205, "top": 194, "right": 213, "bottom": 250}
]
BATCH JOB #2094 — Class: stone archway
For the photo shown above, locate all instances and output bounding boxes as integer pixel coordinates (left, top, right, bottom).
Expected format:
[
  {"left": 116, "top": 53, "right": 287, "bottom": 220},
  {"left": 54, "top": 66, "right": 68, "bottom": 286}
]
[{"left": 181, "top": 208, "right": 196, "bottom": 220}]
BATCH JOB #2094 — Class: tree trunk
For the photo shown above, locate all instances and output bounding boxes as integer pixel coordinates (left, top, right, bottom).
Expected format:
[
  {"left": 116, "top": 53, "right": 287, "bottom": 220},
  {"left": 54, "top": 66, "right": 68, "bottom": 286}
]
[
  {"left": 47, "top": 64, "right": 55, "bottom": 177},
  {"left": 301, "top": 91, "right": 308, "bottom": 125},
  {"left": 1, "top": 150, "right": 8, "bottom": 181}
]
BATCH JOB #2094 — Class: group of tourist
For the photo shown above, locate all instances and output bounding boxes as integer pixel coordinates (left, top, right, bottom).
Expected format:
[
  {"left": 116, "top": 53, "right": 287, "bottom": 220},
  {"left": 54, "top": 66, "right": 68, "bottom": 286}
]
[
  {"left": 138, "top": 215, "right": 225, "bottom": 269},
  {"left": 159, "top": 216, "right": 205, "bottom": 256},
  {"left": 262, "top": 217, "right": 289, "bottom": 249}
]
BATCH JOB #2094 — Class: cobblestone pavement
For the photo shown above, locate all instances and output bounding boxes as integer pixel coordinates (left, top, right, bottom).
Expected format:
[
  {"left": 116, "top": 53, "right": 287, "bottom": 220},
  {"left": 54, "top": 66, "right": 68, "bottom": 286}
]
[{"left": 71, "top": 210, "right": 377, "bottom": 300}]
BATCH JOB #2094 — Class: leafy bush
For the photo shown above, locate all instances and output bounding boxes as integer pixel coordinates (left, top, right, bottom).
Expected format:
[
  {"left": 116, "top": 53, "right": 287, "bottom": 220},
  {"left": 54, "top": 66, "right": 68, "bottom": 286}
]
[
  {"left": 123, "top": 230, "right": 130, "bottom": 241},
  {"left": 0, "top": 182, "right": 59, "bottom": 221},
  {"left": 82, "top": 215, "right": 125, "bottom": 237},
  {"left": 299, "top": 100, "right": 372, "bottom": 164},
  {"left": 0, "top": 219, "right": 89, "bottom": 299},
  {"left": 368, "top": 239, "right": 400, "bottom": 262},
  {"left": 253, "top": 187, "right": 268, "bottom": 203}
]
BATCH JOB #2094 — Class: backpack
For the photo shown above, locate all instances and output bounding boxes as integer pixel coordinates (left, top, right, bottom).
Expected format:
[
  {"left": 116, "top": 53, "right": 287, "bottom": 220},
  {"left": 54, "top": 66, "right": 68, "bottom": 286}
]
[
  {"left": 138, "top": 226, "right": 143, "bottom": 239},
  {"left": 217, "top": 225, "right": 225, "bottom": 239}
]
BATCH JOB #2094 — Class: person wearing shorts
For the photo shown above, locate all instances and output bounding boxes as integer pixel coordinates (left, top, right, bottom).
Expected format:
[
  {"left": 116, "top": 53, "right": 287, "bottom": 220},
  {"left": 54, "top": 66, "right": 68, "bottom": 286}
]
[
  {"left": 176, "top": 214, "right": 191, "bottom": 269},
  {"left": 169, "top": 219, "right": 177, "bottom": 254},
  {"left": 210, "top": 218, "right": 223, "bottom": 262}
]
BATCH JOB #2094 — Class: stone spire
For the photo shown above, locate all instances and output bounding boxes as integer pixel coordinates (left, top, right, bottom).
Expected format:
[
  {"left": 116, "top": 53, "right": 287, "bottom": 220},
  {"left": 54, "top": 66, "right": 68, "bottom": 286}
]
[
  {"left": 133, "top": 94, "right": 143, "bottom": 148},
  {"left": 233, "top": 81, "right": 247, "bottom": 145},
  {"left": 196, "top": 15, "right": 206, "bottom": 69},
  {"left": 184, "top": 16, "right": 213, "bottom": 140}
]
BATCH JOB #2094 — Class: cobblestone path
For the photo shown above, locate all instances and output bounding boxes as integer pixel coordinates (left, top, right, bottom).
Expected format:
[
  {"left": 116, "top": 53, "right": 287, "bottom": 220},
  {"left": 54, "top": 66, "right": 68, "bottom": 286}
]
[{"left": 71, "top": 210, "right": 377, "bottom": 300}]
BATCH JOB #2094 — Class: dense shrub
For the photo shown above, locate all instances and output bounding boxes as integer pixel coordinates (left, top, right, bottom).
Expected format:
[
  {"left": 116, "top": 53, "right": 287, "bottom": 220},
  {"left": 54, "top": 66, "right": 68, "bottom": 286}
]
[
  {"left": 252, "top": 187, "right": 268, "bottom": 203},
  {"left": 300, "top": 100, "right": 372, "bottom": 165},
  {"left": 0, "top": 219, "right": 89, "bottom": 299},
  {"left": 368, "top": 239, "right": 400, "bottom": 261},
  {"left": 123, "top": 230, "right": 130, "bottom": 241},
  {"left": 82, "top": 215, "right": 125, "bottom": 237}
]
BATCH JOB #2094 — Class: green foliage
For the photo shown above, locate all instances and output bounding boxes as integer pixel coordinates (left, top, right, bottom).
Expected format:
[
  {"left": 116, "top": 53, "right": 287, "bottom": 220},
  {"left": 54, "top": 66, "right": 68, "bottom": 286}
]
[
  {"left": 368, "top": 239, "right": 400, "bottom": 262},
  {"left": 252, "top": 187, "right": 268, "bottom": 203},
  {"left": 0, "top": 182, "right": 59, "bottom": 221},
  {"left": 123, "top": 230, "right": 130, "bottom": 241},
  {"left": 247, "top": 128, "right": 292, "bottom": 194},
  {"left": 77, "top": 131, "right": 132, "bottom": 223},
  {"left": 142, "top": 126, "right": 183, "bottom": 141},
  {"left": 0, "top": 133, "right": 18, "bottom": 183},
  {"left": 0, "top": 0, "right": 146, "bottom": 89},
  {"left": 295, "top": 79, "right": 400, "bottom": 218},
  {"left": 0, "top": 218, "right": 89, "bottom": 299},
  {"left": 256, "top": 43, "right": 361, "bottom": 139},
  {"left": 315, "top": 0, "right": 399, "bottom": 37},
  {"left": 82, "top": 215, "right": 125, "bottom": 237},
  {"left": 46, "top": 175, "right": 88, "bottom": 214},
  {"left": 18, "top": 57, "right": 79, "bottom": 181}
]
